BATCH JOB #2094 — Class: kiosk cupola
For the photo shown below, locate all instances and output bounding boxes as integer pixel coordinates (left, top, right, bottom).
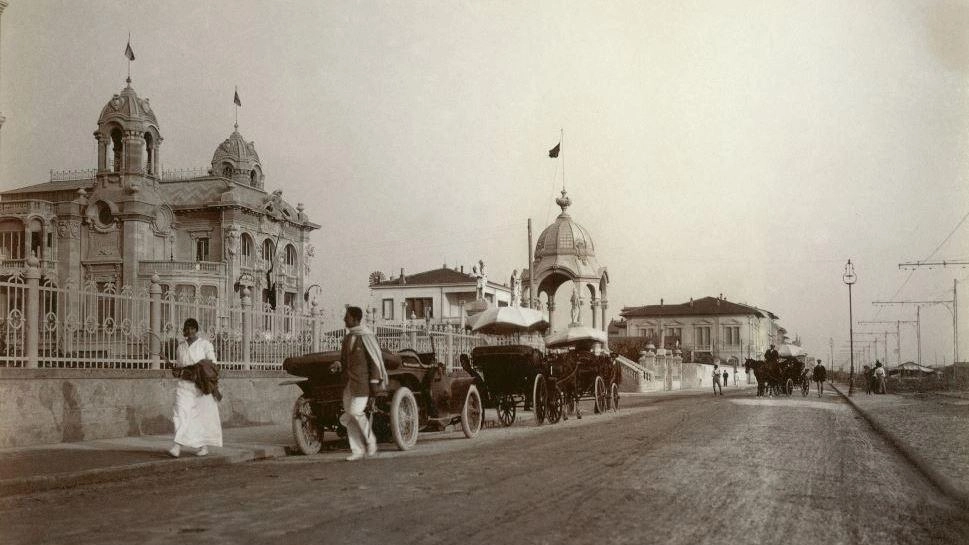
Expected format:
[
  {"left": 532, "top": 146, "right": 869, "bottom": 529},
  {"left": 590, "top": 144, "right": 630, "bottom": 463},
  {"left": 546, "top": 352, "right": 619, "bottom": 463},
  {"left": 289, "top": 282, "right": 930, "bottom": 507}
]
[{"left": 94, "top": 80, "right": 162, "bottom": 176}]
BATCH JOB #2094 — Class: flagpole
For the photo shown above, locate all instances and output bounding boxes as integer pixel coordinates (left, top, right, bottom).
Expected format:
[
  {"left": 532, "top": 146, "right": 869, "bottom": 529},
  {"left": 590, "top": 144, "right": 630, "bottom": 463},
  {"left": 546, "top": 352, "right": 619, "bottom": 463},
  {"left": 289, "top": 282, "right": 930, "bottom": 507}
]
[
  {"left": 127, "top": 32, "right": 131, "bottom": 82},
  {"left": 234, "top": 86, "right": 238, "bottom": 129},
  {"left": 560, "top": 128, "right": 565, "bottom": 192}
]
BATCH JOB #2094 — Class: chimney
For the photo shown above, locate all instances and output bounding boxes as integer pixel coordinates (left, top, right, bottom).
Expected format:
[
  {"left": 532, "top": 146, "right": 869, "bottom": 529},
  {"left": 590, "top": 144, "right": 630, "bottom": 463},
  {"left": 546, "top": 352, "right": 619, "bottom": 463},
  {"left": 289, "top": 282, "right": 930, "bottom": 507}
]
[
  {"left": 399, "top": 268, "right": 406, "bottom": 285},
  {"left": 461, "top": 265, "right": 464, "bottom": 273},
  {"left": 660, "top": 298, "right": 664, "bottom": 306},
  {"left": 689, "top": 297, "right": 694, "bottom": 307}
]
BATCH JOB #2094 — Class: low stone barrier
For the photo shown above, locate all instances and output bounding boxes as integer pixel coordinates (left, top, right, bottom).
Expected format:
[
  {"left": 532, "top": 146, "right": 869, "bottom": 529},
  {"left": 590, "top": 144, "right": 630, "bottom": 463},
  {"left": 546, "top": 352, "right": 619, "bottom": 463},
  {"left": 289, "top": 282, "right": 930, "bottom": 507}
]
[{"left": 0, "top": 369, "right": 300, "bottom": 449}]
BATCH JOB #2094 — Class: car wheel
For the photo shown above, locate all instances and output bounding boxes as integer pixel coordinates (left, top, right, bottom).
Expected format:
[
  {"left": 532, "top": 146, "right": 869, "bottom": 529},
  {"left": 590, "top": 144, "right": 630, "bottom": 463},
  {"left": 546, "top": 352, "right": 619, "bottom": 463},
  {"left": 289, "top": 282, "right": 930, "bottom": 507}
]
[
  {"left": 390, "top": 386, "right": 419, "bottom": 451},
  {"left": 593, "top": 376, "right": 606, "bottom": 414},
  {"left": 610, "top": 382, "right": 620, "bottom": 412},
  {"left": 291, "top": 395, "right": 323, "bottom": 455},
  {"left": 460, "top": 385, "right": 483, "bottom": 439}
]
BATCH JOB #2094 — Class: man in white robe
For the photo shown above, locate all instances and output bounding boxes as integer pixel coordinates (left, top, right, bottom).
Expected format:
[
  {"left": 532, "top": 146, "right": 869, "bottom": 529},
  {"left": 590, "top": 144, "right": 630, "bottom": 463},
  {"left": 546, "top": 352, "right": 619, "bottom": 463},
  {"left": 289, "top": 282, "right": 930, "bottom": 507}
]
[{"left": 166, "top": 318, "right": 222, "bottom": 457}]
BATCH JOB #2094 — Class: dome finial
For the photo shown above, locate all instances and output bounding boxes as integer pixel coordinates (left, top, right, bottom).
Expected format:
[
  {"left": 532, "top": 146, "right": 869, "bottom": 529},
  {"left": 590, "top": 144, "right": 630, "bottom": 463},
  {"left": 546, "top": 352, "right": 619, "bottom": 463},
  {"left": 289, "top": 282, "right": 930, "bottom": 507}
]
[{"left": 555, "top": 188, "right": 572, "bottom": 214}]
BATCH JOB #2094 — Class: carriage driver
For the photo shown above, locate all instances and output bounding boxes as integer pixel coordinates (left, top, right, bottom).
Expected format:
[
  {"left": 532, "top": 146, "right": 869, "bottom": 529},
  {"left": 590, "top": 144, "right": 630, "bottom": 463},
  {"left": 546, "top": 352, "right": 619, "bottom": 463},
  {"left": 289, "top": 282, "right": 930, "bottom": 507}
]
[{"left": 764, "top": 344, "right": 779, "bottom": 364}]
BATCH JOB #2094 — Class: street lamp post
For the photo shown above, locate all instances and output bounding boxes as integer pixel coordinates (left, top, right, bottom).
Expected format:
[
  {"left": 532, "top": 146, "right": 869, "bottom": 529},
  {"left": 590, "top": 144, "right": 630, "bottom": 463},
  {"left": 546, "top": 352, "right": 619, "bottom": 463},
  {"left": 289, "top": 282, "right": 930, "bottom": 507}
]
[{"left": 843, "top": 259, "right": 857, "bottom": 395}]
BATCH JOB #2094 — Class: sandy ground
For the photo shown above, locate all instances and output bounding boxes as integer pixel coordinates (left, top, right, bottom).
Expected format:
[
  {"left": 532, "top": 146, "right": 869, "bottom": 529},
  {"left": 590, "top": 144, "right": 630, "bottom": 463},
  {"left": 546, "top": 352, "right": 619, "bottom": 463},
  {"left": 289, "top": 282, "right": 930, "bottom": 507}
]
[{"left": 2, "top": 390, "right": 967, "bottom": 545}]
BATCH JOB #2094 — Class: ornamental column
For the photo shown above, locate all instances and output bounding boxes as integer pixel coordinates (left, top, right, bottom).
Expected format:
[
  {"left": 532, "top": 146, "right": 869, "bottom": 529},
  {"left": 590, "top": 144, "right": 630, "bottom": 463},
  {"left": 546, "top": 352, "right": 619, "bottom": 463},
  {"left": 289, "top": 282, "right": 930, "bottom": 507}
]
[{"left": 600, "top": 299, "right": 608, "bottom": 333}]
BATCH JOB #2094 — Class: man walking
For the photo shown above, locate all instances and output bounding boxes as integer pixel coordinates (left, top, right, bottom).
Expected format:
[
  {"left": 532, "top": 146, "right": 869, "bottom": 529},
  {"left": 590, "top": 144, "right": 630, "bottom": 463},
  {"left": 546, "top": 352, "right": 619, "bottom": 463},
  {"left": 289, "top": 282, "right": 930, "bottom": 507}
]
[
  {"left": 712, "top": 363, "right": 723, "bottom": 396},
  {"left": 812, "top": 359, "right": 827, "bottom": 397},
  {"left": 336, "top": 306, "right": 388, "bottom": 461}
]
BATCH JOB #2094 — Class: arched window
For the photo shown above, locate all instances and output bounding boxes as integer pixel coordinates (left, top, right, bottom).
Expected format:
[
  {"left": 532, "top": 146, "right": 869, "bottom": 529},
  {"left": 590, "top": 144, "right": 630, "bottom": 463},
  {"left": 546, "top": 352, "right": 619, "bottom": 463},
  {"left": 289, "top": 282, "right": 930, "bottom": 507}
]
[
  {"left": 250, "top": 170, "right": 257, "bottom": 187},
  {"left": 262, "top": 238, "right": 275, "bottom": 267},
  {"left": 110, "top": 128, "right": 124, "bottom": 172},
  {"left": 241, "top": 233, "right": 253, "bottom": 267},
  {"left": 144, "top": 132, "right": 154, "bottom": 174},
  {"left": 222, "top": 163, "right": 233, "bottom": 178},
  {"left": 285, "top": 244, "right": 297, "bottom": 270}
]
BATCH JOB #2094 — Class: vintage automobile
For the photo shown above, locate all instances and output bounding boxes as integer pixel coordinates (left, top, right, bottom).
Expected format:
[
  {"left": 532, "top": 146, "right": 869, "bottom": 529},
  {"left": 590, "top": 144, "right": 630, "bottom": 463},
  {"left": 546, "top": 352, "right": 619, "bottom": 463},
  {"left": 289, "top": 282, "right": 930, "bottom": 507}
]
[{"left": 282, "top": 347, "right": 483, "bottom": 454}]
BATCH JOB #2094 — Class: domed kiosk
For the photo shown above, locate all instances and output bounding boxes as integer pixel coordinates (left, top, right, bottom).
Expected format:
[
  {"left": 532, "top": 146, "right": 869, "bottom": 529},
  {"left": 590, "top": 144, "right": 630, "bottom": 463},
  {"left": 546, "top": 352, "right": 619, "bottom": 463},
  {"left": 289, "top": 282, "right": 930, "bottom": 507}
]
[{"left": 527, "top": 189, "right": 609, "bottom": 332}]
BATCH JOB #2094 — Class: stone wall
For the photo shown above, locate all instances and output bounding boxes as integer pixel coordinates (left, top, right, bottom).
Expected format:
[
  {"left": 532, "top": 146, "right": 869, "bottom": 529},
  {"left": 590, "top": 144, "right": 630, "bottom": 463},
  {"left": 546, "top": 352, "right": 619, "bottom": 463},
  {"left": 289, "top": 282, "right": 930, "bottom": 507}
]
[{"left": 0, "top": 369, "right": 300, "bottom": 448}]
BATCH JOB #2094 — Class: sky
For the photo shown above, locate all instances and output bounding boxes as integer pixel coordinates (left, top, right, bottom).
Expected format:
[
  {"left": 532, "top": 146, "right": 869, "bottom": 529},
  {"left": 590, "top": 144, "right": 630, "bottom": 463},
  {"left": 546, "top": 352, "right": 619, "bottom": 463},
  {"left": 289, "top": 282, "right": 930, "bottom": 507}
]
[{"left": 1, "top": 0, "right": 968, "bottom": 367}]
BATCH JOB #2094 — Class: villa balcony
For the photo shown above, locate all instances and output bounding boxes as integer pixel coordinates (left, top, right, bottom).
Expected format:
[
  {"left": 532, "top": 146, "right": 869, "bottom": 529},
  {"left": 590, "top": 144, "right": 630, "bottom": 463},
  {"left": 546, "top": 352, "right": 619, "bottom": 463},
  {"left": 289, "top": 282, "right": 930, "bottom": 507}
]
[{"left": 138, "top": 260, "right": 225, "bottom": 278}]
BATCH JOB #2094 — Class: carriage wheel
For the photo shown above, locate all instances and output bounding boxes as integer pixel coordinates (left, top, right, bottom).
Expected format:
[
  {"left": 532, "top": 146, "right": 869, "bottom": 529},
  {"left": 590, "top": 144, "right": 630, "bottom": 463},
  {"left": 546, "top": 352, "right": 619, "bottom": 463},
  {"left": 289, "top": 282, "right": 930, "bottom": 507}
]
[
  {"left": 460, "top": 385, "right": 483, "bottom": 439},
  {"left": 291, "top": 395, "right": 323, "bottom": 455},
  {"left": 785, "top": 379, "right": 794, "bottom": 396},
  {"left": 610, "top": 383, "right": 620, "bottom": 412},
  {"left": 533, "top": 374, "right": 547, "bottom": 425},
  {"left": 801, "top": 380, "right": 810, "bottom": 396},
  {"left": 497, "top": 395, "right": 516, "bottom": 427},
  {"left": 390, "top": 387, "right": 419, "bottom": 451},
  {"left": 593, "top": 376, "right": 607, "bottom": 414},
  {"left": 547, "top": 388, "right": 563, "bottom": 424}
]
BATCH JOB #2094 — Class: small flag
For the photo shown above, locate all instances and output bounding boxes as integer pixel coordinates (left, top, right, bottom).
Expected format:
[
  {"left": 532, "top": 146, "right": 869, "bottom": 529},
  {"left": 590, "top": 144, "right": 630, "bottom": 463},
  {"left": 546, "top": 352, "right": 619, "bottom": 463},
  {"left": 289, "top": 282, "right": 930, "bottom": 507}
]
[
  {"left": 124, "top": 40, "right": 135, "bottom": 61},
  {"left": 548, "top": 142, "right": 560, "bottom": 158},
  {"left": 233, "top": 89, "right": 242, "bottom": 107}
]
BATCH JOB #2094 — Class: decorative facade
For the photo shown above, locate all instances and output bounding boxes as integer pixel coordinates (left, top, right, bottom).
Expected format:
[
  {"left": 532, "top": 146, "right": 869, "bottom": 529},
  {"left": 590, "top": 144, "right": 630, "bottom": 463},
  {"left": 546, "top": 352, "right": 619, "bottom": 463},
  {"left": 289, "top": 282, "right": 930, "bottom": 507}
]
[
  {"left": 0, "top": 77, "right": 319, "bottom": 309},
  {"left": 524, "top": 189, "right": 609, "bottom": 332}
]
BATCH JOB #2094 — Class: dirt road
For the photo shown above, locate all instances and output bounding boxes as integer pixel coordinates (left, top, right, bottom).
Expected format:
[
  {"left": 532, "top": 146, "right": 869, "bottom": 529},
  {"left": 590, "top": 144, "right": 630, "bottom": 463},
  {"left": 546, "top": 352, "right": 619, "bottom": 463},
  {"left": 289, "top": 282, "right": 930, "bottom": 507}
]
[{"left": 3, "top": 390, "right": 967, "bottom": 545}]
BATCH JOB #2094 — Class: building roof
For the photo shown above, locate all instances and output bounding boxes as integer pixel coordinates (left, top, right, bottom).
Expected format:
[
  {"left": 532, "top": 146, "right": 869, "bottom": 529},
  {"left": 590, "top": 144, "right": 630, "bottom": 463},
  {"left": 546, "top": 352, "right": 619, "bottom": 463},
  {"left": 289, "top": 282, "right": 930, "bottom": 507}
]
[
  {"left": 371, "top": 267, "right": 479, "bottom": 288},
  {"left": 620, "top": 296, "right": 778, "bottom": 320},
  {"left": 1, "top": 179, "right": 92, "bottom": 196}
]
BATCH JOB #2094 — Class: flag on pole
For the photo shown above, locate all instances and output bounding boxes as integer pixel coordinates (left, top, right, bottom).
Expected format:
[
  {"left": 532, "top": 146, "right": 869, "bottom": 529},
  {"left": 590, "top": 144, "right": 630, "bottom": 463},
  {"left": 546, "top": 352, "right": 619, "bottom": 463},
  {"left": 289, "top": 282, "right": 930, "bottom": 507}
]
[
  {"left": 548, "top": 142, "right": 560, "bottom": 158},
  {"left": 233, "top": 89, "right": 242, "bottom": 107},
  {"left": 124, "top": 40, "right": 135, "bottom": 61}
]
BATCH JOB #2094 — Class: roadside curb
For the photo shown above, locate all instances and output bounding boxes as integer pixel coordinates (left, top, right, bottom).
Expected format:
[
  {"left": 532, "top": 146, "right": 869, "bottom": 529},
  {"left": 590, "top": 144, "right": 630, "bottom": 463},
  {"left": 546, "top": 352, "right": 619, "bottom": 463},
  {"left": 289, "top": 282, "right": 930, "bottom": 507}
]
[
  {"left": 832, "top": 383, "right": 969, "bottom": 507},
  {"left": 0, "top": 444, "right": 287, "bottom": 498}
]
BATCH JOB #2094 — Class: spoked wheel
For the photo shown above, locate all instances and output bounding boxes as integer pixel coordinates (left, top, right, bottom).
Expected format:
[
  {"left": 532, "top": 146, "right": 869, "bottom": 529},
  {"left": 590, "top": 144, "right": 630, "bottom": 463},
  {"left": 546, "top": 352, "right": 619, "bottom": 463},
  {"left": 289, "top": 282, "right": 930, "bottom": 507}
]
[
  {"left": 533, "top": 374, "right": 547, "bottom": 425},
  {"left": 460, "top": 385, "right": 483, "bottom": 439},
  {"left": 390, "top": 387, "right": 419, "bottom": 451},
  {"left": 610, "top": 383, "right": 620, "bottom": 412},
  {"left": 546, "top": 387, "right": 563, "bottom": 424},
  {"left": 291, "top": 395, "right": 323, "bottom": 455},
  {"left": 497, "top": 395, "right": 516, "bottom": 427},
  {"left": 593, "top": 376, "right": 607, "bottom": 414},
  {"left": 785, "top": 378, "right": 794, "bottom": 396}
]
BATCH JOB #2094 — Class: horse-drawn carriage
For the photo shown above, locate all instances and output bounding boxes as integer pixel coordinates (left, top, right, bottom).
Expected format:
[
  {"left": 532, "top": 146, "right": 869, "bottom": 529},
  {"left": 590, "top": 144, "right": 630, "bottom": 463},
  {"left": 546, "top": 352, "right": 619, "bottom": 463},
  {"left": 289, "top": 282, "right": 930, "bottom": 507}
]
[
  {"left": 468, "top": 326, "right": 621, "bottom": 426},
  {"left": 745, "top": 356, "right": 806, "bottom": 397},
  {"left": 544, "top": 327, "right": 621, "bottom": 418},
  {"left": 282, "top": 347, "right": 483, "bottom": 454}
]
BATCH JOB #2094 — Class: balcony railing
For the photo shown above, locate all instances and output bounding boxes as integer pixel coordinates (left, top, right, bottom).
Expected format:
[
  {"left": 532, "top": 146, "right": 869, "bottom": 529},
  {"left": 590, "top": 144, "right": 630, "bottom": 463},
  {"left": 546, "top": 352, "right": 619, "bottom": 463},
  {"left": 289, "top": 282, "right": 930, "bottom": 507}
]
[
  {"left": 139, "top": 260, "right": 225, "bottom": 276},
  {"left": 0, "top": 258, "right": 56, "bottom": 270},
  {"left": 49, "top": 169, "right": 98, "bottom": 182}
]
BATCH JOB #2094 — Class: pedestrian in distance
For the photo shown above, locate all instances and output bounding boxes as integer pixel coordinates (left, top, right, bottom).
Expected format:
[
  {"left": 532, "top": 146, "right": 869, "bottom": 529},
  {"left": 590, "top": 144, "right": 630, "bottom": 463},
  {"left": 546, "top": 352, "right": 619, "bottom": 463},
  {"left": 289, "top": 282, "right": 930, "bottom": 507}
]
[
  {"left": 873, "top": 361, "right": 887, "bottom": 394},
  {"left": 862, "top": 365, "right": 873, "bottom": 395},
  {"left": 165, "top": 318, "right": 222, "bottom": 458},
  {"left": 333, "top": 306, "right": 388, "bottom": 461},
  {"left": 712, "top": 363, "right": 723, "bottom": 396},
  {"left": 723, "top": 369, "right": 729, "bottom": 387},
  {"left": 812, "top": 359, "right": 827, "bottom": 397}
]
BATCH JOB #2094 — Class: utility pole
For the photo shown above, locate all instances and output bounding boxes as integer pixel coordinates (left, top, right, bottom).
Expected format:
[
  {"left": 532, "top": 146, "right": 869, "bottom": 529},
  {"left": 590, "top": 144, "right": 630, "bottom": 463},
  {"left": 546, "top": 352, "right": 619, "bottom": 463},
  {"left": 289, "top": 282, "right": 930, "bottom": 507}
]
[
  {"left": 898, "top": 260, "right": 964, "bottom": 371},
  {"left": 872, "top": 300, "right": 954, "bottom": 367},
  {"left": 859, "top": 320, "right": 915, "bottom": 365}
]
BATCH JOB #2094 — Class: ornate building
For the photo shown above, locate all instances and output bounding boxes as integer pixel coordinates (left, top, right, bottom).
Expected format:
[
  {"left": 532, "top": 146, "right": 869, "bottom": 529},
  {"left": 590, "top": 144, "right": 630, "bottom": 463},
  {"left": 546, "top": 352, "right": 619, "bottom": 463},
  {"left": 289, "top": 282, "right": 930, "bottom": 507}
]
[
  {"left": 0, "top": 77, "right": 319, "bottom": 309},
  {"left": 524, "top": 189, "right": 609, "bottom": 333}
]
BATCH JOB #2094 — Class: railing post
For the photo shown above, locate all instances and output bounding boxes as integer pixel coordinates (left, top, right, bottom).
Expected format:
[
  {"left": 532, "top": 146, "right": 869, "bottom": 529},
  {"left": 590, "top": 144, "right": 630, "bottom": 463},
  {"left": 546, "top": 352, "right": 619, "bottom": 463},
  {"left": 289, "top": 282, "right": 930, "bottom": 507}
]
[
  {"left": 311, "top": 299, "right": 321, "bottom": 352},
  {"left": 446, "top": 329, "right": 454, "bottom": 371},
  {"left": 150, "top": 274, "right": 162, "bottom": 369},
  {"left": 24, "top": 256, "right": 41, "bottom": 368},
  {"left": 241, "top": 287, "right": 252, "bottom": 370}
]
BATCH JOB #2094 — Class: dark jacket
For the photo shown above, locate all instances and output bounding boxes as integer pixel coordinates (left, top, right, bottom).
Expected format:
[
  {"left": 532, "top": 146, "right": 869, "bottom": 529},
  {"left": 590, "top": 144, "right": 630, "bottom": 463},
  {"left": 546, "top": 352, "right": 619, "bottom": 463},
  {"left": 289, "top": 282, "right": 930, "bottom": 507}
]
[
  {"left": 176, "top": 362, "right": 223, "bottom": 401},
  {"left": 341, "top": 335, "right": 382, "bottom": 396}
]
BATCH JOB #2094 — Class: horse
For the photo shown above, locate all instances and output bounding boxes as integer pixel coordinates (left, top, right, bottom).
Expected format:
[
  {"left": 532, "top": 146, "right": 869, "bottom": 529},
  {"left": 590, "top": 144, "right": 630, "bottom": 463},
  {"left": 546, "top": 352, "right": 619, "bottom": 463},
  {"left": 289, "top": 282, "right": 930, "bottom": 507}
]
[{"left": 744, "top": 358, "right": 784, "bottom": 397}]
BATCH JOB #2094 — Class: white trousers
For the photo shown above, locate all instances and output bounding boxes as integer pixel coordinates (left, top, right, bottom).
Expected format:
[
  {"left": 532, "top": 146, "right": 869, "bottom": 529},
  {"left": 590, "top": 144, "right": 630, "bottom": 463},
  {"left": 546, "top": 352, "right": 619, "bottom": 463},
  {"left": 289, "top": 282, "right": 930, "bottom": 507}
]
[
  {"left": 173, "top": 381, "right": 223, "bottom": 448},
  {"left": 340, "top": 386, "right": 374, "bottom": 455}
]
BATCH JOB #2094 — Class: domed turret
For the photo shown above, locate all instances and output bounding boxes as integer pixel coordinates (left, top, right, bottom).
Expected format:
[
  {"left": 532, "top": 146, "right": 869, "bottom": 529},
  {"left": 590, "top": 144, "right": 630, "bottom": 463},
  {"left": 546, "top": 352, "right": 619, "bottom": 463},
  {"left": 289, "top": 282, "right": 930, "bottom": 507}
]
[
  {"left": 534, "top": 189, "right": 597, "bottom": 260},
  {"left": 94, "top": 80, "right": 162, "bottom": 176},
  {"left": 211, "top": 128, "right": 263, "bottom": 189}
]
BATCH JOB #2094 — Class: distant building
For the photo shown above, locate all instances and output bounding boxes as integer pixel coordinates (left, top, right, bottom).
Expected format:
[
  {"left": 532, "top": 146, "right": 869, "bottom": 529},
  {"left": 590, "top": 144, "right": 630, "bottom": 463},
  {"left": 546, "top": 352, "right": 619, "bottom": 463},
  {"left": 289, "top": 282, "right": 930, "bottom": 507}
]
[
  {"left": 368, "top": 264, "right": 513, "bottom": 325},
  {"left": 617, "top": 295, "right": 781, "bottom": 364},
  {"left": 0, "top": 78, "right": 319, "bottom": 310}
]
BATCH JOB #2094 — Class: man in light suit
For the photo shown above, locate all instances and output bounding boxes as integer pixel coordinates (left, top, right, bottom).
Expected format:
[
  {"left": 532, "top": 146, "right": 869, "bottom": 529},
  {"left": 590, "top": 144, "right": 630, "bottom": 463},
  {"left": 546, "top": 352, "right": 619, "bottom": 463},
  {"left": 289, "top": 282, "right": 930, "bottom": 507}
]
[{"left": 336, "top": 306, "right": 388, "bottom": 461}]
